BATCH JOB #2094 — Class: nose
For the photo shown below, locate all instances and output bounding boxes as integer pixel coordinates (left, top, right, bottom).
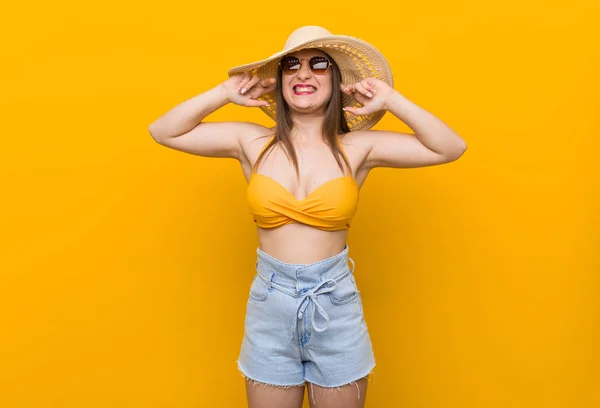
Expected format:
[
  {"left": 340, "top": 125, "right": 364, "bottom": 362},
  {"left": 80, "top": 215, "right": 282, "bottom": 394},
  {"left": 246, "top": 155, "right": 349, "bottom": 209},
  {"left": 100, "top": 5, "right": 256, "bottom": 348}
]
[{"left": 296, "top": 61, "right": 312, "bottom": 80}]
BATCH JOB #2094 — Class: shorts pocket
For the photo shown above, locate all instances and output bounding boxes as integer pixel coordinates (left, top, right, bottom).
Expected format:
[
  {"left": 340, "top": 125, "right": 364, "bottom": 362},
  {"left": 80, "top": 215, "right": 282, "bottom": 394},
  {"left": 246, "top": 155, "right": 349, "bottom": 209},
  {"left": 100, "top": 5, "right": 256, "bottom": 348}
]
[
  {"left": 350, "top": 275, "right": 368, "bottom": 327},
  {"left": 328, "top": 275, "right": 358, "bottom": 306},
  {"left": 249, "top": 274, "right": 269, "bottom": 302}
]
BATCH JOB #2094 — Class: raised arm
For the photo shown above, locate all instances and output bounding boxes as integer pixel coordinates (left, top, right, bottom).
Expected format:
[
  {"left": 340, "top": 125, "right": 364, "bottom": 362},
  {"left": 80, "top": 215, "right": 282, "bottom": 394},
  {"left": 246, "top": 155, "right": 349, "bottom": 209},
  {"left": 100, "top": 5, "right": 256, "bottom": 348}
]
[
  {"left": 341, "top": 78, "right": 467, "bottom": 170},
  {"left": 148, "top": 74, "right": 276, "bottom": 161}
]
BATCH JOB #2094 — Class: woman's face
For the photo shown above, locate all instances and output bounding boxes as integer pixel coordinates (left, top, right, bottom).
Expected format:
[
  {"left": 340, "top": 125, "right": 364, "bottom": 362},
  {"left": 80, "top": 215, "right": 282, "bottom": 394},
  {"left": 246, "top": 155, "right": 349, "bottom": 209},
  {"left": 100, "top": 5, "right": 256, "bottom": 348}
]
[{"left": 280, "top": 49, "right": 333, "bottom": 114}]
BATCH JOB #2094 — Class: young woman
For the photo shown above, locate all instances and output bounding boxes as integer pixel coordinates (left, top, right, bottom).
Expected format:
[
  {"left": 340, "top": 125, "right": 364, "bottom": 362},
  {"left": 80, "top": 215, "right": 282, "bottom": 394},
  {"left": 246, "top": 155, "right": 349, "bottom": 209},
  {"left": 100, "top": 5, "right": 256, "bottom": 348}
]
[{"left": 149, "top": 26, "right": 467, "bottom": 408}]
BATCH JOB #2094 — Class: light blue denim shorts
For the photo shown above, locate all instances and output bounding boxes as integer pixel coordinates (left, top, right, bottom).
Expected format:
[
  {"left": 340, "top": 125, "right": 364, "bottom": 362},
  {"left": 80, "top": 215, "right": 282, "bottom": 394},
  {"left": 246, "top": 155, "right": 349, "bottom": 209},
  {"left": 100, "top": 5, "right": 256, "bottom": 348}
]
[{"left": 236, "top": 245, "right": 375, "bottom": 388}]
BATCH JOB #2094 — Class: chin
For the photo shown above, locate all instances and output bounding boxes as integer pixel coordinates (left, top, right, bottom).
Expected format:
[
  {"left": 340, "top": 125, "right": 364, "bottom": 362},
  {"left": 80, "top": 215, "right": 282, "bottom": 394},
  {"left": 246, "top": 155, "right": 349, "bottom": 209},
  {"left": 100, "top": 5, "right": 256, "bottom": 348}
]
[
  {"left": 293, "top": 104, "right": 323, "bottom": 114},
  {"left": 290, "top": 97, "right": 326, "bottom": 109}
]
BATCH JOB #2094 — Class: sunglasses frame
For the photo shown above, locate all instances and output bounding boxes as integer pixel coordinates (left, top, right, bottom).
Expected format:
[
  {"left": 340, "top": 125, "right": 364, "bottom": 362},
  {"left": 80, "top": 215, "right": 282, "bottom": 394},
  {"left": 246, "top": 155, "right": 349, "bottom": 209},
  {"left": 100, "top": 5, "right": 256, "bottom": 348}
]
[{"left": 278, "top": 55, "right": 333, "bottom": 75}]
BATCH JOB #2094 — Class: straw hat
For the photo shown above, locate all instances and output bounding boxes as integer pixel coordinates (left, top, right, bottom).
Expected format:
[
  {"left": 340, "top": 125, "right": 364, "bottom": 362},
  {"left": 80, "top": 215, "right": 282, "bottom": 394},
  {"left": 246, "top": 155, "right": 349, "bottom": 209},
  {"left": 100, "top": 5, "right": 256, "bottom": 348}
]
[{"left": 227, "top": 26, "right": 394, "bottom": 131}]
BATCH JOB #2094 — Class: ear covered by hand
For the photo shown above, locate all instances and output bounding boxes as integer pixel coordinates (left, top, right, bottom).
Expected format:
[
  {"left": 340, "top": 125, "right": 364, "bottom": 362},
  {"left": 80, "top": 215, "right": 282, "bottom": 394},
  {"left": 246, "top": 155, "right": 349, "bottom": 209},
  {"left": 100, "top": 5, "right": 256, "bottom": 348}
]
[
  {"left": 341, "top": 77, "right": 395, "bottom": 115},
  {"left": 222, "top": 74, "right": 276, "bottom": 107}
]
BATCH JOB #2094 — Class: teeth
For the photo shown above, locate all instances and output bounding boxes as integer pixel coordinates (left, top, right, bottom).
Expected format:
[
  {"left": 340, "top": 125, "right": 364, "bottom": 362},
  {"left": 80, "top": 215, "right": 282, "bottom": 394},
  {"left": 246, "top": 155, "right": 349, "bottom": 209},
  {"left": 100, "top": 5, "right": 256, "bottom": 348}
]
[{"left": 294, "top": 86, "right": 315, "bottom": 93}]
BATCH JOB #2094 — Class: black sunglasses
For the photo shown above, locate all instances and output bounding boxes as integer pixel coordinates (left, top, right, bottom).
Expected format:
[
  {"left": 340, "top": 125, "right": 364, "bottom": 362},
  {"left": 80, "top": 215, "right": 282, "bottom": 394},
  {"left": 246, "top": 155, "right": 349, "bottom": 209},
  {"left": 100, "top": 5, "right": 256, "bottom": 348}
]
[{"left": 279, "top": 55, "right": 332, "bottom": 75}]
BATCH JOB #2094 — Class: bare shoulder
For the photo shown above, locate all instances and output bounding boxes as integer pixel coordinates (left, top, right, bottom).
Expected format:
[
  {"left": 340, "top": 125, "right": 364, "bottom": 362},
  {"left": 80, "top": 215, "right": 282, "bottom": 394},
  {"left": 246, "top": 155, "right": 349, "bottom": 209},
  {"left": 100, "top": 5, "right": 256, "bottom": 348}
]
[
  {"left": 237, "top": 123, "right": 275, "bottom": 171},
  {"left": 151, "top": 120, "right": 272, "bottom": 160},
  {"left": 338, "top": 130, "right": 375, "bottom": 175},
  {"left": 339, "top": 130, "right": 374, "bottom": 150},
  {"left": 348, "top": 128, "right": 463, "bottom": 169},
  {"left": 237, "top": 122, "right": 275, "bottom": 148}
]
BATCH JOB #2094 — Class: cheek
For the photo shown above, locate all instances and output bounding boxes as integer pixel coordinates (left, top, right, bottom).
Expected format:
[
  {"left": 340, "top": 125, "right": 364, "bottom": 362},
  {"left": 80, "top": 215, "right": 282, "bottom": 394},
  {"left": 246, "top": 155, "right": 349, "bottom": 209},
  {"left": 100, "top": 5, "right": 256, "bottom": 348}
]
[
  {"left": 320, "top": 84, "right": 333, "bottom": 100},
  {"left": 320, "top": 75, "right": 333, "bottom": 97},
  {"left": 282, "top": 78, "right": 294, "bottom": 92},
  {"left": 280, "top": 79, "right": 290, "bottom": 98}
]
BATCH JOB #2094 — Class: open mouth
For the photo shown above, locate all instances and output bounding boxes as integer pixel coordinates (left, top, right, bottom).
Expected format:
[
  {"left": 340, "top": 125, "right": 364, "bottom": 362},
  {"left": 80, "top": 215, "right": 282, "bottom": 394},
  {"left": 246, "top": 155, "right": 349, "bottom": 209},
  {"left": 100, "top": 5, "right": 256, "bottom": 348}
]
[{"left": 293, "top": 85, "right": 317, "bottom": 95}]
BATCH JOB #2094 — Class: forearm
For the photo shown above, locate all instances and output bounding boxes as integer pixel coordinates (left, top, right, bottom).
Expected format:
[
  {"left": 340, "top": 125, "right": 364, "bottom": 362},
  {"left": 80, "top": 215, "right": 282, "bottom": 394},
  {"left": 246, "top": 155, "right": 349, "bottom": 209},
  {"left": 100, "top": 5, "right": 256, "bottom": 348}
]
[
  {"left": 148, "top": 84, "right": 230, "bottom": 140},
  {"left": 384, "top": 92, "right": 467, "bottom": 158}
]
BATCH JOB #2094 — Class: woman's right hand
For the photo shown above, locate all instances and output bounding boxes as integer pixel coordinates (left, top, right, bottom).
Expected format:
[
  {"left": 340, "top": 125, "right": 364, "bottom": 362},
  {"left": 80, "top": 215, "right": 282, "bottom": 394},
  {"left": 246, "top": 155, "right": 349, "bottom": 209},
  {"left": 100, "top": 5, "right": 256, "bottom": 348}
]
[{"left": 221, "top": 73, "right": 276, "bottom": 107}]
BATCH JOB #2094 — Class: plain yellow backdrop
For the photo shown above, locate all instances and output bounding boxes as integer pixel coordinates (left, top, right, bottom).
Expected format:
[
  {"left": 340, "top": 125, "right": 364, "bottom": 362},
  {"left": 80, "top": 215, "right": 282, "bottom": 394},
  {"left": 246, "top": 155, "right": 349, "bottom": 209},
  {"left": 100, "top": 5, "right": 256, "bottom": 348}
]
[{"left": 1, "top": 1, "right": 598, "bottom": 407}]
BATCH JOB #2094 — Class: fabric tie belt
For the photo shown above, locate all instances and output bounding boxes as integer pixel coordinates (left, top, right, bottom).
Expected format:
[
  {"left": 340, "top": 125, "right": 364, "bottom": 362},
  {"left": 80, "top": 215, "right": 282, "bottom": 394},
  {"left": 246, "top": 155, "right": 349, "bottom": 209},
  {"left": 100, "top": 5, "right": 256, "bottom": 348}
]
[{"left": 256, "top": 258, "right": 355, "bottom": 342}]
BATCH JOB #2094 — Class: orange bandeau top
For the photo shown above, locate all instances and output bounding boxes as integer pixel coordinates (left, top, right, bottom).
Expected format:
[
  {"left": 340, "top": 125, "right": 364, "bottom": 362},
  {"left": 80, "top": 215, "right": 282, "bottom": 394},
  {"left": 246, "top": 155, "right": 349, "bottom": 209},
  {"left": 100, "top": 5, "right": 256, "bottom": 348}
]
[{"left": 247, "top": 135, "right": 359, "bottom": 231}]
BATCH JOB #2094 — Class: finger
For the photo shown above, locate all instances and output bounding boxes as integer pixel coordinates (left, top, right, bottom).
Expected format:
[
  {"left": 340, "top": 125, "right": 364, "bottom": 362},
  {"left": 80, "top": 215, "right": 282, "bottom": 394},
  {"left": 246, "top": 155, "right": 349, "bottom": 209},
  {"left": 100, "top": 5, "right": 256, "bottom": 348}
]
[
  {"left": 259, "top": 77, "right": 276, "bottom": 88},
  {"left": 341, "top": 83, "right": 368, "bottom": 104},
  {"left": 256, "top": 78, "right": 277, "bottom": 95},
  {"left": 355, "top": 82, "right": 373, "bottom": 99},
  {"left": 341, "top": 83, "right": 355, "bottom": 94},
  {"left": 343, "top": 106, "right": 368, "bottom": 115},
  {"left": 236, "top": 73, "right": 252, "bottom": 92},
  {"left": 347, "top": 86, "right": 368, "bottom": 104},
  {"left": 241, "top": 76, "right": 260, "bottom": 95},
  {"left": 362, "top": 77, "right": 377, "bottom": 93},
  {"left": 240, "top": 73, "right": 256, "bottom": 93},
  {"left": 245, "top": 98, "right": 270, "bottom": 108},
  {"left": 262, "top": 82, "right": 277, "bottom": 95},
  {"left": 247, "top": 79, "right": 276, "bottom": 99}
]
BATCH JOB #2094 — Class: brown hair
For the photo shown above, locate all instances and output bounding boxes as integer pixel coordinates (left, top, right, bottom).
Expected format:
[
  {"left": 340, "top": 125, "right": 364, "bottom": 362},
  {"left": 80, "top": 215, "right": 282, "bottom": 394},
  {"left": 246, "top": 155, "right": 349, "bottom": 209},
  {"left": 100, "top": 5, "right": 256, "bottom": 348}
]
[{"left": 252, "top": 53, "right": 352, "bottom": 179}]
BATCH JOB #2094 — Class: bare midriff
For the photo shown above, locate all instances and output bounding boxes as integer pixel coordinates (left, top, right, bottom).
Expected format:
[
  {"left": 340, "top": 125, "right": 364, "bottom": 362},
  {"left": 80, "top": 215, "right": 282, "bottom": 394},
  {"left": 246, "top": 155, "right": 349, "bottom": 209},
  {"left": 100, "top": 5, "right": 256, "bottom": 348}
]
[{"left": 257, "top": 223, "right": 348, "bottom": 264}]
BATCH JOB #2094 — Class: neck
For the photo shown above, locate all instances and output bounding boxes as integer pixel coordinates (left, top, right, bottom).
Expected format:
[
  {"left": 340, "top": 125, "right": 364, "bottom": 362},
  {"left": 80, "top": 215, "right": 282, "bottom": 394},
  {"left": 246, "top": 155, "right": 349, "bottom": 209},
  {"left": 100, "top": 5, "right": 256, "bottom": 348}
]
[{"left": 290, "top": 114, "right": 325, "bottom": 143}]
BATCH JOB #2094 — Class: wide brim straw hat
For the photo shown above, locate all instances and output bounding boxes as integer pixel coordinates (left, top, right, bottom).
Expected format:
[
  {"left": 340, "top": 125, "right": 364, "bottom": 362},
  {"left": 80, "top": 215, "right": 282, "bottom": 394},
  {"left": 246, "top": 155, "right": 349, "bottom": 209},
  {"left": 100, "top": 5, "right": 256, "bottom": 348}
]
[{"left": 227, "top": 26, "right": 394, "bottom": 132}]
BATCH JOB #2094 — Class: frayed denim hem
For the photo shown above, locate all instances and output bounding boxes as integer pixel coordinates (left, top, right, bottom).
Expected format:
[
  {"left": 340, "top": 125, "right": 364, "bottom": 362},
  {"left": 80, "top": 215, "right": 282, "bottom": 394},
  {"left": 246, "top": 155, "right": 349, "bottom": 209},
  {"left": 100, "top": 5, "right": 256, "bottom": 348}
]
[
  {"left": 236, "top": 360, "right": 305, "bottom": 389},
  {"left": 305, "top": 362, "right": 376, "bottom": 405}
]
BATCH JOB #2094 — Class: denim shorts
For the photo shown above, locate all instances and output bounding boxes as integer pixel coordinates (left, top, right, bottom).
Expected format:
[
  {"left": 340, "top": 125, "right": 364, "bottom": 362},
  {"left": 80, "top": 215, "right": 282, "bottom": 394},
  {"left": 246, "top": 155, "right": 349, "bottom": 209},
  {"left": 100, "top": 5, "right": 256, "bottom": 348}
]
[{"left": 236, "top": 245, "right": 375, "bottom": 388}]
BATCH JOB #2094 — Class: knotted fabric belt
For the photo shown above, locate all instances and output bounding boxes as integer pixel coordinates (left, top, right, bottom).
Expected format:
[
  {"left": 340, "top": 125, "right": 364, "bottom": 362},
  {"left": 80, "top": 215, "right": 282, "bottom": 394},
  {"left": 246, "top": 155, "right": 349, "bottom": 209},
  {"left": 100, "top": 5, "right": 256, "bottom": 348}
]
[{"left": 256, "top": 258, "right": 355, "bottom": 342}]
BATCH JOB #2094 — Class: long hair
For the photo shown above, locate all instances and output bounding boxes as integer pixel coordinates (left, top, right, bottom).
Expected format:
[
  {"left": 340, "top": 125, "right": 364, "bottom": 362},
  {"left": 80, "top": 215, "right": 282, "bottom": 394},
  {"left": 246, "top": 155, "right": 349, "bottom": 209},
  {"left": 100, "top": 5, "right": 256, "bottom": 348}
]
[{"left": 252, "top": 53, "right": 352, "bottom": 179}]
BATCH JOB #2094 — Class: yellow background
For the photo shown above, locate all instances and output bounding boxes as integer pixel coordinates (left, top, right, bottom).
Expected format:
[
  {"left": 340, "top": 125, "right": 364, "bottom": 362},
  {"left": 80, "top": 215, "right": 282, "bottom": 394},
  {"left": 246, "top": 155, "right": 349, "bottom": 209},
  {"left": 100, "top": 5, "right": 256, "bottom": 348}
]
[{"left": 1, "top": 1, "right": 598, "bottom": 407}]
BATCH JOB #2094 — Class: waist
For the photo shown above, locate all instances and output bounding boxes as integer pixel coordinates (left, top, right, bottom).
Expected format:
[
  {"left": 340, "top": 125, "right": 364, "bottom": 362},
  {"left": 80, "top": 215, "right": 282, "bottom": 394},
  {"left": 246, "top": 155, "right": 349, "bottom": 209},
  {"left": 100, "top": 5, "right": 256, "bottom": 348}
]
[
  {"left": 256, "top": 244, "right": 353, "bottom": 289},
  {"left": 257, "top": 224, "right": 348, "bottom": 264}
]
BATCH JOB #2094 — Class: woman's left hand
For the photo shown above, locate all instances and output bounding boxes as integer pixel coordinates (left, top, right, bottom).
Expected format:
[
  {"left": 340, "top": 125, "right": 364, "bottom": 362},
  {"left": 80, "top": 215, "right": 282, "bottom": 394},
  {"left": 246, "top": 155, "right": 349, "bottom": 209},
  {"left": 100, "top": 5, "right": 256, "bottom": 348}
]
[{"left": 341, "top": 77, "right": 396, "bottom": 115}]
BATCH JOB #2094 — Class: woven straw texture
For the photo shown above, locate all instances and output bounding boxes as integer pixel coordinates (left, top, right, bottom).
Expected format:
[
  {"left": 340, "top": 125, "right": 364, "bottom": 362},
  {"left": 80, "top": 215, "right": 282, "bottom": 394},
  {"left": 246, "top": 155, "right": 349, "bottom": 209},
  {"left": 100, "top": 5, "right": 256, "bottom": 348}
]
[{"left": 228, "top": 33, "right": 394, "bottom": 132}]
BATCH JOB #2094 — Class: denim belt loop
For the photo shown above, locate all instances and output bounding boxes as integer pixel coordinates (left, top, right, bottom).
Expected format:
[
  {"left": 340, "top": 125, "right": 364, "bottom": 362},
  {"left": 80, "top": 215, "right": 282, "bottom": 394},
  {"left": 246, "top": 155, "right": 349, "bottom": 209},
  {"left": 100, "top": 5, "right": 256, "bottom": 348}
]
[{"left": 267, "top": 271, "right": 274, "bottom": 290}]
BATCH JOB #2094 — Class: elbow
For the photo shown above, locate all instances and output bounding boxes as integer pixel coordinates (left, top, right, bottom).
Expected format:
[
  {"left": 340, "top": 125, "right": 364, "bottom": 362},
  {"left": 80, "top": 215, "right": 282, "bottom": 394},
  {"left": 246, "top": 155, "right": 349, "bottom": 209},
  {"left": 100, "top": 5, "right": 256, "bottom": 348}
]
[
  {"left": 148, "top": 122, "right": 157, "bottom": 137},
  {"left": 148, "top": 123, "right": 165, "bottom": 144},
  {"left": 148, "top": 126, "right": 159, "bottom": 144},
  {"left": 445, "top": 141, "right": 468, "bottom": 162},
  {"left": 456, "top": 141, "right": 468, "bottom": 158}
]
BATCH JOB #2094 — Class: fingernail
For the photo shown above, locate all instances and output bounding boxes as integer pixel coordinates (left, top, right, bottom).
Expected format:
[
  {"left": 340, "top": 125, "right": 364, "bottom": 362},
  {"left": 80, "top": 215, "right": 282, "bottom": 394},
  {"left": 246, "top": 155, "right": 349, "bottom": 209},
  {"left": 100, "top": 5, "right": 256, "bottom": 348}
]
[
  {"left": 241, "top": 88, "right": 247, "bottom": 94},
  {"left": 344, "top": 87, "right": 349, "bottom": 92},
  {"left": 367, "top": 92, "right": 373, "bottom": 98}
]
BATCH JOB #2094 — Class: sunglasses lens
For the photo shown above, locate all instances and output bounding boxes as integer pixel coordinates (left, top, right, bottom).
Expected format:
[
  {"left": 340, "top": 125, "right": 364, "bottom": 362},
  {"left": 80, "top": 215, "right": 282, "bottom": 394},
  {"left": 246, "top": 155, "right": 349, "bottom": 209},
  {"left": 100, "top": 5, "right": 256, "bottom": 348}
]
[
  {"left": 310, "top": 57, "right": 330, "bottom": 74},
  {"left": 281, "top": 57, "right": 300, "bottom": 74},
  {"left": 280, "top": 56, "right": 331, "bottom": 74}
]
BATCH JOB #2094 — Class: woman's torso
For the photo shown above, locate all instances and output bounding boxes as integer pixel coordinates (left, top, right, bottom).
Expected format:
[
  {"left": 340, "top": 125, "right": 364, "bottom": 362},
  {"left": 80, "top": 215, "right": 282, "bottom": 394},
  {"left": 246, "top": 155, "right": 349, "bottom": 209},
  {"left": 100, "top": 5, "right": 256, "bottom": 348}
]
[{"left": 240, "top": 130, "right": 370, "bottom": 264}]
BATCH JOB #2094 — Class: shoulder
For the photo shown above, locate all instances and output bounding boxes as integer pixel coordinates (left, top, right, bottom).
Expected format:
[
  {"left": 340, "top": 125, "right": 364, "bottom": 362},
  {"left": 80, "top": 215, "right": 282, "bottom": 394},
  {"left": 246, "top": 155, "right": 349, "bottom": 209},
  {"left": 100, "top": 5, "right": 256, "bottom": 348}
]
[
  {"left": 237, "top": 123, "right": 275, "bottom": 166},
  {"left": 222, "top": 121, "right": 273, "bottom": 151},
  {"left": 336, "top": 130, "right": 378, "bottom": 178},
  {"left": 338, "top": 130, "right": 376, "bottom": 151},
  {"left": 233, "top": 122, "right": 273, "bottom": 139},
  {"left": 239, "top": 123, "right": 275, "bottom": 149}
]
